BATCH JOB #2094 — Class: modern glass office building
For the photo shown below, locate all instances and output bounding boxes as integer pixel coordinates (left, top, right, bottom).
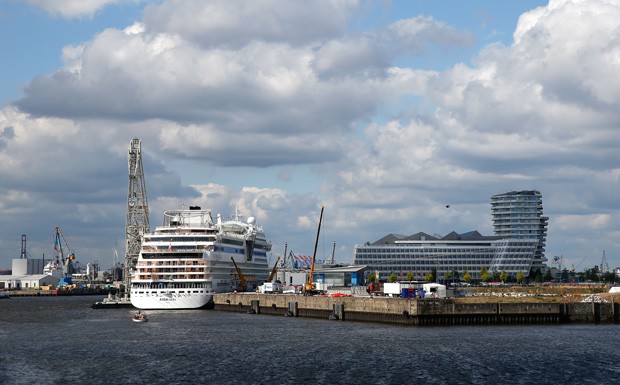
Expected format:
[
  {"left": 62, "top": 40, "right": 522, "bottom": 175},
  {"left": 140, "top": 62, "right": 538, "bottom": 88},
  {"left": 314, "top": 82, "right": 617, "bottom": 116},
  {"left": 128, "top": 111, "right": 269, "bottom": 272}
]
[
  {"left": 353, "top": 231, "right": 538, "bottom": 281},
  {"left": 490, "top": 190, "right": 548, "bottom": 271}
]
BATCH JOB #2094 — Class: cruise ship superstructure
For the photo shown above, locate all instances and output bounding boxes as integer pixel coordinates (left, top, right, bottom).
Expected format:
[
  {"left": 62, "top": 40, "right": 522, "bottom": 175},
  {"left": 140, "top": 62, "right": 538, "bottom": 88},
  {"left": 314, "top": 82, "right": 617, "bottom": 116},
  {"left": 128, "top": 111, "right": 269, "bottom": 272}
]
[{"left": 130, "top": 206, "right": 271, "bottom": 309}]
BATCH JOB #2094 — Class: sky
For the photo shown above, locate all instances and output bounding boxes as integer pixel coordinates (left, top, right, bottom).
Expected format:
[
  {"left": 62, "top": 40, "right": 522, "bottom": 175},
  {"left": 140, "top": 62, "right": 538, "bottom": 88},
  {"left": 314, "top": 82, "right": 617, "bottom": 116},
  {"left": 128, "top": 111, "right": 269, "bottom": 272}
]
[{"left": 0, "top": 0, "right": 618, "bottom": 273}]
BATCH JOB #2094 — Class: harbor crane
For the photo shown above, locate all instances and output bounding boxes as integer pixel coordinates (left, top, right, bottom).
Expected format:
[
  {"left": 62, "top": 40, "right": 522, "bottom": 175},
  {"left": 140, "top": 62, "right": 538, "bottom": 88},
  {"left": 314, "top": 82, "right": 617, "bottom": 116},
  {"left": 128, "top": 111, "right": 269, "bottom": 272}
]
[
  {"left": 571, "top": 256, "right": 588, "bottom": 272},
  {"left": 125, "top": 138, "right": 150, "bottom": 294},
  {"left": 303, "top": 206, "right": 324, "bottom": 295},
  {"left": 328, "top": 241, "right": 336, "bottom": 265},
  {"left": 267, "top": 255, "right": 280, "bottom": 282},
  {"left": 231, "top": 257, "right": 247, "bottom": 291},
  {"left": 52, "top": 226, "right": 77, "bottom": 277}
]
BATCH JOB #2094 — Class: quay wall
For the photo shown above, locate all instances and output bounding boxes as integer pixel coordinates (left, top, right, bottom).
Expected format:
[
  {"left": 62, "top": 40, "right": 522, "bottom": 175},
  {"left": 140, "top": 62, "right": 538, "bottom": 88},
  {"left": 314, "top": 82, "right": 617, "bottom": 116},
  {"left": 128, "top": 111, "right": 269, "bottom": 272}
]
[
  {"left": 212, "top": 293, "right": 620, "bottom": 326},
  {"left": 4, "top": 290, "right": 56, "bottom": 297},
  {"left": 4, "top": 288, "right": 112, "bottom": 297}
]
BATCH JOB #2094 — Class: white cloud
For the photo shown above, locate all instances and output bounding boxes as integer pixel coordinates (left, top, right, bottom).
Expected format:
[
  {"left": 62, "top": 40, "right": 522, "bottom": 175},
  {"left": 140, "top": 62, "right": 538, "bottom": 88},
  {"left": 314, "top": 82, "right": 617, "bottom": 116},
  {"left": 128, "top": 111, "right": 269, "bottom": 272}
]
[
  {"left": 386, "top": 15, "right": 476, "bottom": 54},
  {"left": 25, "top": 0, "right": 137, "bottom": 18},
  {"left": 555, "top": 214, "right": 611, "bottom": 231},
  {"left": 2, "top": 0, "right": 620, "bottom": 268},
  {"left": 142, "top": 0, "right": 357, "bottom": 46},
  {"left": 15, "top": 2, "right": 451, "bottom": 169}
]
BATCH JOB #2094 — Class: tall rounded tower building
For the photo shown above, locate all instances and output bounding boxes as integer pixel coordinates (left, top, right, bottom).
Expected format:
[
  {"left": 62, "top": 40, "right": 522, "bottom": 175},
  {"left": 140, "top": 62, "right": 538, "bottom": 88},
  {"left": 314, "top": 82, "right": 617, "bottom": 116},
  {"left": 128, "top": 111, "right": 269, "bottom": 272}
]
[{"left": 490, "top": 190, "right": 549, "bottom": 273}]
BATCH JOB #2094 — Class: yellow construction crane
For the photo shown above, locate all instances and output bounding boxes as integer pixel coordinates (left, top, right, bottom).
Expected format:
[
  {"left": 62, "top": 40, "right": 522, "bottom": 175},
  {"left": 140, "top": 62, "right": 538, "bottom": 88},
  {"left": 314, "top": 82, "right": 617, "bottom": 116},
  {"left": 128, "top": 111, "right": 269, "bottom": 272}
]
[
  {"left": 267, "top": 255, "right": 280, "bottom": 282},
  {"left": 231, "top": 257, "right": 247, "bottom": 291},
  {"left": 303, "top": 206, "right": 324, "bottom": 295}
]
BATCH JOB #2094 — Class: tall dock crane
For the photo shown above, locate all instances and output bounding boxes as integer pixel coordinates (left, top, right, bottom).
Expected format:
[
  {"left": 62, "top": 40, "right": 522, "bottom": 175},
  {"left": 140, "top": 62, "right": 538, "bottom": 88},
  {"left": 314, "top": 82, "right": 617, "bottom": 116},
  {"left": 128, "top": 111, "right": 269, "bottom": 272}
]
[
  {"left": 53, "top": 226, "right": 76, "bottom": 277},
  {"left": 124, "top": 138, "right": 150, "bottom": 294},
  {"left": 303, "top": 206, "right": 324, "bottom": 295}
]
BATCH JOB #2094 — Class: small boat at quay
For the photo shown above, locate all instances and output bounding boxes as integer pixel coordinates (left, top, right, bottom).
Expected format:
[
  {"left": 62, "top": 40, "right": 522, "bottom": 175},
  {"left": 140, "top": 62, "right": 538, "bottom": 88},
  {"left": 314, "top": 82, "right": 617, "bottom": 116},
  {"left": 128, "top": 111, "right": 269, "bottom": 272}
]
[{"left": 132, "top": 311, "right": 147, "bottom": 322}]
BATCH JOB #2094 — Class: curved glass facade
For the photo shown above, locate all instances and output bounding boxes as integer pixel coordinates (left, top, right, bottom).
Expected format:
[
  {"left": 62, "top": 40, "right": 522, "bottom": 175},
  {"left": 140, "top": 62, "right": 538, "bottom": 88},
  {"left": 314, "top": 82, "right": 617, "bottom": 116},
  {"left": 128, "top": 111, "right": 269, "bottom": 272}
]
[
  {"left": 353, "top": 233, "right": 537, "bottom": 281},
  {"left": 491, "top": 190, "right": 548, "bottom": 270}
]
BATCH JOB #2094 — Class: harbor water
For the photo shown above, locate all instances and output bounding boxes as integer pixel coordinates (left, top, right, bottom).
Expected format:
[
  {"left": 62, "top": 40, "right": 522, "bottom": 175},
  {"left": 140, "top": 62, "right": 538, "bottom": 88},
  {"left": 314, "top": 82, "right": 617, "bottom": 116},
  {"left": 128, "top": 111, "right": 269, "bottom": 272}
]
[{"left": 1, "top": 296, "right": 619, "bottom": 385}]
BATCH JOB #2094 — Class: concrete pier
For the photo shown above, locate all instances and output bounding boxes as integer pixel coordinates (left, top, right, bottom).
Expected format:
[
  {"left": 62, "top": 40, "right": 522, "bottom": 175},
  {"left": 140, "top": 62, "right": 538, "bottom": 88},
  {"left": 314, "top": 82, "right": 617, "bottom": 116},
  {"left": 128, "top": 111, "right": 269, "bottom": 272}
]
[
  {"left": 213, "top": 293, "right": 620, "bottom": 326},
  {"left": 91, "top": 292, "right": 134, "bottom": 309}
]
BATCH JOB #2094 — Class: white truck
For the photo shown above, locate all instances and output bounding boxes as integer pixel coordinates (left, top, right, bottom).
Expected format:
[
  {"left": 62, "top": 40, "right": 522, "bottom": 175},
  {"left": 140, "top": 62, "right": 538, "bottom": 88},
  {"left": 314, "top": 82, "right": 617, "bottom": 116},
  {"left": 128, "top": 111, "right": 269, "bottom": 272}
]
[
  {"left": 383, "top": 282, "right": 420, "bottom": 297},
  {"left": 258, "top": 282, "right": 283, "bottom": 294}
]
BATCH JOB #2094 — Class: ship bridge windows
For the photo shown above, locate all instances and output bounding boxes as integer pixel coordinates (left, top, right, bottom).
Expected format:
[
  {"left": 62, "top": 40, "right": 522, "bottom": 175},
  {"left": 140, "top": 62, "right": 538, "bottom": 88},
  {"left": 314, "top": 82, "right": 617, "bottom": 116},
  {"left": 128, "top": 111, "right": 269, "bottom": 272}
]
[
  {"left": 220, "top": 238, "right": 244, "bottom": 247},
  {"left": 214, "top": 245, "right": 246, "bottom": 255}
]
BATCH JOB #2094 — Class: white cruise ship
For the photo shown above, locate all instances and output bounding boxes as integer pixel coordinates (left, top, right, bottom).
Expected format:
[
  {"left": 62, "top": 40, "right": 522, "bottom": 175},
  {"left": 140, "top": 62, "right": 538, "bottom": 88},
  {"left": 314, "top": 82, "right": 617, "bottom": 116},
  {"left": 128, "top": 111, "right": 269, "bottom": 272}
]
[{"left": 130, "top": 206, "right": 271, "bottom": 309}]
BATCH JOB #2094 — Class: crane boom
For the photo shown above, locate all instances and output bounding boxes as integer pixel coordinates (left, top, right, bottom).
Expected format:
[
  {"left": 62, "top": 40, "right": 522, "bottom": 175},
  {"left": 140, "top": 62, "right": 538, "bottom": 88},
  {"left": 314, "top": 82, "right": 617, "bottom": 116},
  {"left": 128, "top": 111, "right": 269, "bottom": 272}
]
[
  {"left": 52, "top": 226, "right": 76, "bottom": 277},
  {"left": 231, "top": 257, "right": 247, "bottom": 291},
  {"left": 267, "top": 256, "right": 280, "bottom": 282},
  {"left": 304, "top": 206, "right": 324, "bottom": 294},
  {"left": 53, "top": 226, "right": 71, "bottom": 262}
]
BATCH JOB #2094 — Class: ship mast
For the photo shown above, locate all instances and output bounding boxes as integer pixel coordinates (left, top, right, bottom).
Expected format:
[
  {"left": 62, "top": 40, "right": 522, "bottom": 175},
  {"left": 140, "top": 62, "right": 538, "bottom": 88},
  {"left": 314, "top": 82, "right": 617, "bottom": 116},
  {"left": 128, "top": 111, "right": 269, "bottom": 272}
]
[{"left": 124, "top": 138, "right": 150, "bottom": 295}]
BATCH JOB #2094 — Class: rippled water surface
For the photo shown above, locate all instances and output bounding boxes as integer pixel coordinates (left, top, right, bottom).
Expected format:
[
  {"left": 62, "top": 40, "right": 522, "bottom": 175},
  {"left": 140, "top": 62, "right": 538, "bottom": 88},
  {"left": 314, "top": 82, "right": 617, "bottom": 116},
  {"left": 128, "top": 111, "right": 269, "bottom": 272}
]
[{"left": 1, "top": 296, "right": 619, "bottom": 385}]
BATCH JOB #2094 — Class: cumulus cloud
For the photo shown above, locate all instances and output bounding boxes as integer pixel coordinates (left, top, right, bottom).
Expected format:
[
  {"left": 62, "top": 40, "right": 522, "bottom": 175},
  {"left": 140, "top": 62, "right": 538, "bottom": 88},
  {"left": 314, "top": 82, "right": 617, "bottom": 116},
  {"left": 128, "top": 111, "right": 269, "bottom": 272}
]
[
  {"left": 386, "top": 15, "right": 476, "bottom": 54},
  {"left": 14, "top": 0, "right": 457, "bottom": 169},
  {"left": 0, "top": 106, "right": 194, "bottom": 259},
  {"left": 2, "top": 0, "right": 620, "bottom": 266},
  {"left": 142, "top": 0, "right": 357, "bottom": 47},
  {"left": 24, "top": 0, "right": 136, "bottom": 18}
]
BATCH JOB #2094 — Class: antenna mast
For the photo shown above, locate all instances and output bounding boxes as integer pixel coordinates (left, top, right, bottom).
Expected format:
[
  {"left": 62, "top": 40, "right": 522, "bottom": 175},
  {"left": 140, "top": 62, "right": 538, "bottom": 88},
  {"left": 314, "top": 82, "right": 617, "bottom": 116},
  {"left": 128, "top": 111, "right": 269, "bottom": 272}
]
[{"left": 125, "top": 138, "right": 150, "bottom": 294}]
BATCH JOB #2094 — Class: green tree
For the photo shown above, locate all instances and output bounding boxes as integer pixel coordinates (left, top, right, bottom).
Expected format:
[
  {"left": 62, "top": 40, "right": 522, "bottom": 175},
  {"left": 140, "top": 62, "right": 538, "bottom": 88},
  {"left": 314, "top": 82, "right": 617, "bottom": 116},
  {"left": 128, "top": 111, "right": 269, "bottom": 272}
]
[
  {"left": 500, "top": 270, "right": 509, "bottom": 283},
  {"left": 480, "top": 267, "right": 491, "bottom": 283},
  {"left": 585, "top": 268, "right": 598, "bottom": 282},
  {"left": 388, "top": 273, "right": 398, "bottom": 283},
  {"left": 462, "top": 270, "right": 472, "bottom": 283},
  {"left": 431, "top": 267, "right": 437, "bottom": 282},
  {"left": 535, "top": 270, "right": 543, "bottom": 283},
  {"left": 444, "top": 270, "right": 453, "bottom": 280},
  {"left": 516, "top": 271, "right": 525, "bottom": 284},
  {"left": 367, "top": 272, "right": 376, "bottom": 283},
  {"left": 603, "top": 272, "right": 616, "bottom": 283},
  {"left": 424, "top": 272, "right": 433, "bottom": 282},
  {"left": 491, "top": 270, "right": 500, "bottom": 282},
  {"left": 406, "top": 271, "right": 414, "bottom": 281}
]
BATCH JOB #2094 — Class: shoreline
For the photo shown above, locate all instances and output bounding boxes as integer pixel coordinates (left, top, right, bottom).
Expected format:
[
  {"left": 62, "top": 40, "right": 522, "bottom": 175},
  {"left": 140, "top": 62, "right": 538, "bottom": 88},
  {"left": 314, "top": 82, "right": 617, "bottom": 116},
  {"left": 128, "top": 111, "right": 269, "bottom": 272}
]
[{"left": 2, "top": 288, "right": 112, "bottom": 297}]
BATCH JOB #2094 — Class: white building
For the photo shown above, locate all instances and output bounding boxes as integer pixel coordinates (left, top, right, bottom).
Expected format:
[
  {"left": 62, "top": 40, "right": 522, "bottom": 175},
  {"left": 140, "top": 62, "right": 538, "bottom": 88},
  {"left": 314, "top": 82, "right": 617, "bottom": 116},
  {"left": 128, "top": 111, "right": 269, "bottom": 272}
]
[
  {"left": 0, "top": 258, "right": 60, "bottom": 289},
  {"left": 0, "top": 274, "right": 59, "bottom": 290},
  {"left": 11, "top": 258, "right": 46, "bottom": 275}
]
